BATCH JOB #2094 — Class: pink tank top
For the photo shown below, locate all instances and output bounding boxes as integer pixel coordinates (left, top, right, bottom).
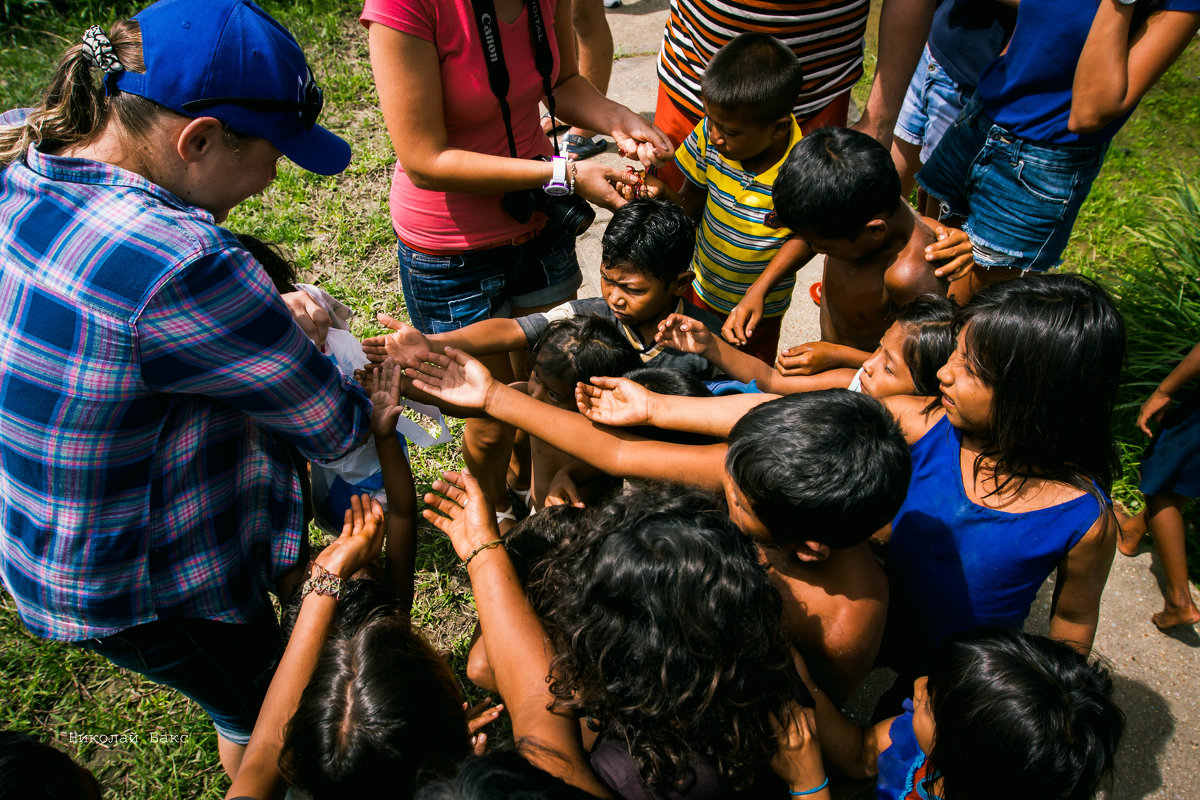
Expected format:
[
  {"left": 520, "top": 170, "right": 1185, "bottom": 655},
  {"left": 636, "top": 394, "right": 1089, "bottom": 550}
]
[{"left": 361, "top": 0, "right": 559, "bottom": 250}]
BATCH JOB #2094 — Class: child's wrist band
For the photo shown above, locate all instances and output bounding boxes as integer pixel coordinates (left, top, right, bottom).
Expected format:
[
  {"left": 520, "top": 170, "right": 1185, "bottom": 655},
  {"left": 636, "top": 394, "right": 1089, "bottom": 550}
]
[
  {"left": 301, "top": 561, "right": 343, "bottom": 601},
  {"left": 789, "top": 777, "right": 828, "bottom": 796},
  {"left": 464, "top": 539, "right": 505, "bottom": 566}
]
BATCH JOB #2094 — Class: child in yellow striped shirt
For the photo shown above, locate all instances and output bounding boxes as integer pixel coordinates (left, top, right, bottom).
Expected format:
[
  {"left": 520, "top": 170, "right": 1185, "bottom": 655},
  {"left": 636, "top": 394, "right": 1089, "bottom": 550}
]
[{"left": 645, "top": 33, "right": 812, "bottom": 365}]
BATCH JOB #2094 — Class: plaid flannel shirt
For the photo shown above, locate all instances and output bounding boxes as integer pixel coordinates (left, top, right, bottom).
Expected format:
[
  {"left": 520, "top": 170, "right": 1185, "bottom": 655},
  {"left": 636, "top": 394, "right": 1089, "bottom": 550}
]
[{"left": 0, "top": 135, "right": 371, "bottom": 641}]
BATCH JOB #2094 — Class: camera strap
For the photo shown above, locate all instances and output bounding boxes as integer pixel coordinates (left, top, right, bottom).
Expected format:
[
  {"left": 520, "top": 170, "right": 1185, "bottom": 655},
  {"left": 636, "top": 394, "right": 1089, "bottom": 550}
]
[{"left": 468, "top": 0, "right": 558, "bottom": 158}]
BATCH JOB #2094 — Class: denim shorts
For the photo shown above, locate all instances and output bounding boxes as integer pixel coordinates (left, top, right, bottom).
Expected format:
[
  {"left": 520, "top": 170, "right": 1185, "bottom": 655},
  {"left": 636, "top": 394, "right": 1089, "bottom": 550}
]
[
  {"left": 80, "top": 610, "right": 282, "bottom": 744},
  {"left": 398, "top": 227, "right": 583, "bottom": 335},
  {"left": 894, "top": 45, "right": 968, "bottom": 163},
  {"left": 917, "top": 94, "right": 1109, "bottom": 272}
]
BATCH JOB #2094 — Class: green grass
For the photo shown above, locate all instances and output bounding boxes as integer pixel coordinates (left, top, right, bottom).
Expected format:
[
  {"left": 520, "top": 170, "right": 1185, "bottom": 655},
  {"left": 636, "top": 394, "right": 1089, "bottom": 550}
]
[
  {"left": 0, "top": 2, "right": 475, "bottom": 795},
  {"left": 3, "top": 1, "right": 1200, "bottom": 795}
]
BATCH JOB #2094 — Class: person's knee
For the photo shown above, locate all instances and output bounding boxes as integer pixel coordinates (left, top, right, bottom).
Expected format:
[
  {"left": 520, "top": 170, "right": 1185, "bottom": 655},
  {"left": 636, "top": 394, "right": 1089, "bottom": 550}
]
[
  {"left": 464, "top": 417, "right": 514, "bottom": 454},
  {"left": 466, "top": 637, "right": 499, "bottom": 693}
]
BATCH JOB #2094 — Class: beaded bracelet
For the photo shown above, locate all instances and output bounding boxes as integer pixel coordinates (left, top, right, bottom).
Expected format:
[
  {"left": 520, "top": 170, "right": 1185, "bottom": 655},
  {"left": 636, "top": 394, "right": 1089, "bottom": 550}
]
[
  {"left": 788, "top": 776, "right": 828, "bottom": 796},
  {"left": 300, "top": 561, "right": 344, "bottom": 601},
  {"left": 568, "top": 161, "right": 577, "bottom": 195},
  {"left": 464, "top": 539, "right": 505, "bottom": 567}
]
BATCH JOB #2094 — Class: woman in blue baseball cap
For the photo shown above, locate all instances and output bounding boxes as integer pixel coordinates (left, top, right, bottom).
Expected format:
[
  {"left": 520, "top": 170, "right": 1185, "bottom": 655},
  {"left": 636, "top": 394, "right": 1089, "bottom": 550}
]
[{"left": 0, "top": 0, "right": 372, "bottom": 779}]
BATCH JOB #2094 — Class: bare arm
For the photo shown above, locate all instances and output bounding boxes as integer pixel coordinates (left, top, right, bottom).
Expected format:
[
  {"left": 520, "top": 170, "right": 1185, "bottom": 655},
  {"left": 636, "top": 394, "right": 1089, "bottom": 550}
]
[
  {"left": 407, "top": 348, "right": 729, "bottom": 489},
  {"left": 657, "top": 313, "right": 855, "bottom": 394},
  {"left": 365, "top": 364, "right": 419, "bottom": 608},
  {"left": 1049, "top": 510, "right": 1116, "bottom": 654},
  {"left": 577, "top": 375, "right": 777, "bottom": 439},
  {"left": 853, "top": 0, "right": 937, "bottom": 145},
  {"left": 792, "top": 652, "right": 893, "bottom": 781},
  {"left": 362, "top": 313, "right": 529, "bottom": 365},
  {"left": 367, "top": 24, "right": 635, "bottom": 207},
  {"left": 723, "top": 237, "right": 814, "bottom": 347},
  {"left": 424, "top": 471, "right": 610, "bottom": 796},
  {"left": 777, "top": 342, "right": 874, "bottom": 376},
  {"left": 1069, "top": 4, "right": 1200, "bottom": 133},
  {"left": 1137, "top": 340, "right": 1200, "bottom": 435},
  {"left": 227, "top": 497, "right": 386, "bottom": 800},
  {"left": 547, "top": 0, "right": 672, "bottom": 167}
]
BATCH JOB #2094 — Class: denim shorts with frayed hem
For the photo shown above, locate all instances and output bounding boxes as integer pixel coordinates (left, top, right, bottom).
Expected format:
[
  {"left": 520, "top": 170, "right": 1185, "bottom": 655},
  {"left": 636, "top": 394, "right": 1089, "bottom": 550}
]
[
  {"left": 894, "top": 45, "right": 968, "bottom": 164},
  {"left": 917, "top": 94, "right": 1109, "bottom": 272},
  {"left": 80, "top": 609, "right": 282, "bottom": 744},
  {"left": 397, "top": 228, "right": 582, "bottom": 335}
]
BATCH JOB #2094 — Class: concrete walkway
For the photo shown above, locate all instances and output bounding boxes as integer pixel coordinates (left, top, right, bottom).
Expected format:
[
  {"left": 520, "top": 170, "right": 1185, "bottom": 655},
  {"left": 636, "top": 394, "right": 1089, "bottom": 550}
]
[{"left": 572, "top": 1, "right": 1200, "bottom": 796}]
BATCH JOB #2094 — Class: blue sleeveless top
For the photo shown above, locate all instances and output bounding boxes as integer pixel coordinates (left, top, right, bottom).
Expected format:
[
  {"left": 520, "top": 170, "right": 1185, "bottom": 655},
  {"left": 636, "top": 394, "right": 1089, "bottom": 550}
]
[
  {"left": 877, "top": 701, "right": 942, "bottom": 800},
  {"left": 888, "top": 416, "right": 1104, "bottom": 656}
]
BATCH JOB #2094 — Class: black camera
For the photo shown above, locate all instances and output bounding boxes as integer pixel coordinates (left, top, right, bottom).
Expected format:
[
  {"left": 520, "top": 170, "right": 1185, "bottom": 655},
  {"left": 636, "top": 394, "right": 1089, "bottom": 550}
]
[{"left": 502, "top": 155, "right": 596, "bottom": 236}]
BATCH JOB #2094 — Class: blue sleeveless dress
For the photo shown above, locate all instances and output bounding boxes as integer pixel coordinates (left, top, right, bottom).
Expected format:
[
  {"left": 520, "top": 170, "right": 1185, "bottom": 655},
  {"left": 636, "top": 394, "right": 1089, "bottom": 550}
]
[{"left": 887, "top": 416, "right": 1104, "bottom": 664}]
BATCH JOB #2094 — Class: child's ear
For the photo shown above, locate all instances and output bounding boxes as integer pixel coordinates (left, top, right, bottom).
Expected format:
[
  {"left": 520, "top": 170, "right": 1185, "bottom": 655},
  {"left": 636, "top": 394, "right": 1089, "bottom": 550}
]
[
  {"left": 864, "top": 217, "right": 888, "bottom": 242},
  {"left": 771, "top": 117, "right": 792, "bottom": 140},
  {"left": 792, "top": 540, "right": 832, "bottom": 563},
  {"left": 670, "top": 270, "right": 695, "bottom": 297}
]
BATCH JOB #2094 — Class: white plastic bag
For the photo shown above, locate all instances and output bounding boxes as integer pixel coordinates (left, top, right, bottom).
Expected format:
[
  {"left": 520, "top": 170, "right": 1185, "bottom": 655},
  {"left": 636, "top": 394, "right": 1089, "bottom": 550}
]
[{"left": 296, "top": 285, "right": 452, "bottom": 532}]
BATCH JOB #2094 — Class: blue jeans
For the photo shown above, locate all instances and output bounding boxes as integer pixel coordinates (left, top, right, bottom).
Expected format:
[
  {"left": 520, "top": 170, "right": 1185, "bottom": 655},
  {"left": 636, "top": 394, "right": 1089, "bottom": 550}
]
[
  {"left": 917, "top": 94, "right": 1109, "bottom": 272},
  {"left": 895, "top": 45, "right": 967, "bottom": 164},
  {"left": 398, "top": 228, "right": 582, "bottom": 334},
  {"left": 80, "top": 610, "right": 281, "bottom": 744}
]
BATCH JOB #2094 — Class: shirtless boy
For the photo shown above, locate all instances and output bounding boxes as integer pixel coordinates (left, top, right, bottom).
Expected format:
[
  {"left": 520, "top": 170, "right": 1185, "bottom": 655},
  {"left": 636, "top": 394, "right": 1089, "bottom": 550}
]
[
  {"left": 747, "top": 127, "right": 953, "bottom": 376},
  {"left": 405, "top": 349, "right": 910, "bottom": 703}
]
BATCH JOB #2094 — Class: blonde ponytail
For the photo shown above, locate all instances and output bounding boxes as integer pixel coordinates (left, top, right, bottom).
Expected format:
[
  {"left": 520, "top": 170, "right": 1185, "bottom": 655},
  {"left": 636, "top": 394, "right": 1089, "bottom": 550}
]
[{"left": 0, "top": 20, "right": 156, "bottom": 166}]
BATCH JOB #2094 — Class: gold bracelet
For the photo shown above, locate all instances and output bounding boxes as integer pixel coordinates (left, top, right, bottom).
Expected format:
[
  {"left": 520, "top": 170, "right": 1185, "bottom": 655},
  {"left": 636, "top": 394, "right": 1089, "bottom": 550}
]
[
  {"left": 300, "top": 561, "right": 343, "bottom": 600},
  {"left": 464, "top": 539, "right": 505, "bottom": 567}
]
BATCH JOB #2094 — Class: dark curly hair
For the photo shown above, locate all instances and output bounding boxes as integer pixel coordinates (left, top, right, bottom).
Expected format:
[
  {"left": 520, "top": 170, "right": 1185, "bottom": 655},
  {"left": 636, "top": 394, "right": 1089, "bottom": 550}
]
[
  {"left": 927, "top": 629, "right": 1124, "bottom": 800},
  {"left": 534, "top": 482, "right": 794, "bottom": 794}
]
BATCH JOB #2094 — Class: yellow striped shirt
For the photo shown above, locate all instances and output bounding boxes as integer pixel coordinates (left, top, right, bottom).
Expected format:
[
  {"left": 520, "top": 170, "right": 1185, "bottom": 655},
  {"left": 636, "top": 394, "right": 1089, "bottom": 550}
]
[{"left": 676, "top": 116, "right": 802, "bottom": 318}]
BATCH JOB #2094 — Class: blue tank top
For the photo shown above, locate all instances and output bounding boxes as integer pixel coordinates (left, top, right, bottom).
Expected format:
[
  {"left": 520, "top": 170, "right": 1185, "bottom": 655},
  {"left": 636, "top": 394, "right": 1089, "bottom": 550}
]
[{"left": 888, "top": 416, "right": 1104, "bottom": 654}]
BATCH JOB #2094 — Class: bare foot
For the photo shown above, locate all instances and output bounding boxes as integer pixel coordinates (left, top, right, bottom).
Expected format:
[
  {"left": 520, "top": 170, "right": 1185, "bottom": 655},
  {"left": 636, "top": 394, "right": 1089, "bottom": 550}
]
[
  {"left": 1115, "top": 504, "right": 1148, "bottom": 557},
  {"left": 1152, "top": 604, "right": 1200, "bottom": 630}
]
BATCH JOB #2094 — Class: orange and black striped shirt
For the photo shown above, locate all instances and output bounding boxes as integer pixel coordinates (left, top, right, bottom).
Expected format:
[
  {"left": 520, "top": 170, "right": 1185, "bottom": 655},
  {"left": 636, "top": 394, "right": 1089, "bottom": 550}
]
[{"left": 657, "top": 0, "right": 869, "bottom": 123}]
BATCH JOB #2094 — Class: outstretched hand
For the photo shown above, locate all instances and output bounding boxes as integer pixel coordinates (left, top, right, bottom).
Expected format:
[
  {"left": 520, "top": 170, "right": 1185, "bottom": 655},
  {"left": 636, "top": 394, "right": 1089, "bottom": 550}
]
[
  {"left": 314, "top": 494, "right": 386, "bottom": 580},
  {"left": 361, "top": 313, "right": 431, "bottom": 366},
  {"left": 358, "top": 360, "right": 405, "bottom": 438},
  {"left": 422, "top": 470, "right": 501, "bottom": 562},
  {"left": 925, "top": 225, "right": 975, "bottom": 281},
  {"left": 405, "top": 346, "right": 497, "bottom": 412},
  {"left": 575, "top": 376, "right": 653, "bottom": 427},
  {"left": 656, "top": 313, "right": 715, "bottom": 356}
]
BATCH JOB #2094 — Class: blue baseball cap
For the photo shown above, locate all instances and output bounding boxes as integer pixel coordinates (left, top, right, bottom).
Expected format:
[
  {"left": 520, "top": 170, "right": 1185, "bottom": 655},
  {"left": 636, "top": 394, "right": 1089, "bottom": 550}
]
[{"left": 111, "top": 0, "right": 351, "bottom": 175}]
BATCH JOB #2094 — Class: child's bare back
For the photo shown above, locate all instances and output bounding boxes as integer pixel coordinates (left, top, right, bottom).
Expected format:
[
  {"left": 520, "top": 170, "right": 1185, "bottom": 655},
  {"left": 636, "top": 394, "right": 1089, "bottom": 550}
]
[
  {"left": 763, "top": 542, "right": 888, "bottom": 704},
  {"left": 820, "top": 209, "right": 947, "bottom": 352}
]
